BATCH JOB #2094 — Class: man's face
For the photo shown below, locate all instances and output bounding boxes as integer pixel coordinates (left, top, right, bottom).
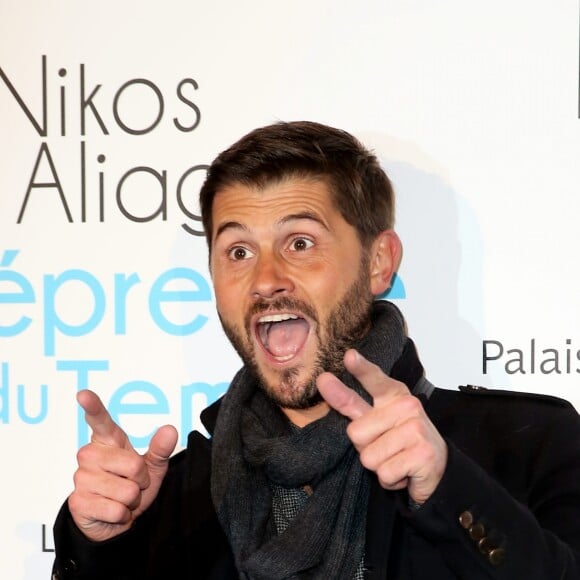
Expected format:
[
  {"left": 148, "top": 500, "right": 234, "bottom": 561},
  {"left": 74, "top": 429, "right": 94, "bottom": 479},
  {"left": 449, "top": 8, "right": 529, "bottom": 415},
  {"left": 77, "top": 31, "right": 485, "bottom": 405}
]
[{"left": 210, "top": 177, "right": 374, "bottom": 411}]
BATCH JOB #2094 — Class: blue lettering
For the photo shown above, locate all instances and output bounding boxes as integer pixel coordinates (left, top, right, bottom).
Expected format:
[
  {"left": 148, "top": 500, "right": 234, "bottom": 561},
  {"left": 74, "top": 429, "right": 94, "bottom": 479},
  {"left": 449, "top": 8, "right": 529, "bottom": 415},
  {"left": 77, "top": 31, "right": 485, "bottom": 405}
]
[
  {"left": 149, "top": 268, "right": 211, "bottom": 335},
  {"left": 180, "top": 381, "right": 228, "bottom": 443},
  {"left": 0, "top": 249, "right": 36, "bottom": 336},
  {"left": 108, "top": 380, "right": 169, "bottom": 448},
  {"left": 17, "top": 383, "right": 48, "bottom": 424},
  {"left": 44, "top": 270, "right": 106, "bottom": 356},
  {"left": 56, "top": 359, "right": 109, "bottom": 445},
  {"left": 114, "top": 272, "right": 140, "bottom": 334},
  {"left": 0, "top": 362, "right": 9, "bottom": 423},
  {"left": 0, "top": 361, "right": 48, "bottom": 424}
]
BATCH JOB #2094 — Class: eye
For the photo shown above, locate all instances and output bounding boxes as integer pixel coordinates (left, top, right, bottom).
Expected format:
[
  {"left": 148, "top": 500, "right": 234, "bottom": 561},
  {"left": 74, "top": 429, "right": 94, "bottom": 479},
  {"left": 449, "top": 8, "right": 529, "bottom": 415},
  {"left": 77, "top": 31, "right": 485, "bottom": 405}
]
[
  {"left": 289, "top": 237, "right": 314, "bottom": 252},
  {"left": 228, "top": 246, "right": 254, "bottom": 261}
]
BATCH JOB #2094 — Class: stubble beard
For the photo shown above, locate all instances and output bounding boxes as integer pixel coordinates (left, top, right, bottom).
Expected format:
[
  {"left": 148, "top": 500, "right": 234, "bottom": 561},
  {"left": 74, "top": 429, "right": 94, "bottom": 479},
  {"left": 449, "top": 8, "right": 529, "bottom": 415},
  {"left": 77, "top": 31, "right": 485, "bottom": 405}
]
[{"left": 219, "top": 257, "right": 374, "bottom": 410}]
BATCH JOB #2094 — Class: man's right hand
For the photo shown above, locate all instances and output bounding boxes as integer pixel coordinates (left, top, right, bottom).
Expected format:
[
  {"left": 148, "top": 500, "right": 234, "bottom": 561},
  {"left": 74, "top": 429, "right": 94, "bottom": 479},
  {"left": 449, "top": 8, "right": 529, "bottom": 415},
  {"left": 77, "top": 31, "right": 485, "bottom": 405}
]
[{"left": 68, "top": 389, "right": 178, "bottom": 543}]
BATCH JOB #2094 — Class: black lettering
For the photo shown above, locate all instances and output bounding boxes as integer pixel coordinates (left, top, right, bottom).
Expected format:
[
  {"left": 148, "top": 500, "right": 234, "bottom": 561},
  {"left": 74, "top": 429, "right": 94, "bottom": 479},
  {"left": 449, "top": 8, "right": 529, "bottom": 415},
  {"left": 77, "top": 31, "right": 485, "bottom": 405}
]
[
  {"left": 42, "top": 524, "right": 54, "bottom": 552},
  {"left": 98, "top": 154, "right": 106, "bottom": 222},
  {"left": 80, "top": 141, "right": 87, "bottom": 222},
  {"left": 18, "top": 143, "right": 73, "bottom": 223},
  {"left": 59, "top": 68, "right": 67, "bottom": 137},
  {"left": 482, "top": 340, "right": 502, "bottom": 374},
  {"left": 505, "top": 348, "right": 525, "bottom": 374},
  {"left": 113, "top": 79, "right": 164, "bottom": 135},
  {"left": 173, "top": 78, "right": 201, "bottom": 132},
  {"left": 540, "top": 349, "right": 561, "bottom": 374},
  {"left": 116, "top": 166, "right": 167, "bottom": 222},
  {"left": 0, "top": 54, "right": 47, "bottom": 136},
  {"left": 177, "top": 164, "right": 208, "bottom": 236},
  {"left": 80, "top": 63, "right": 109, "bottom": 135}
]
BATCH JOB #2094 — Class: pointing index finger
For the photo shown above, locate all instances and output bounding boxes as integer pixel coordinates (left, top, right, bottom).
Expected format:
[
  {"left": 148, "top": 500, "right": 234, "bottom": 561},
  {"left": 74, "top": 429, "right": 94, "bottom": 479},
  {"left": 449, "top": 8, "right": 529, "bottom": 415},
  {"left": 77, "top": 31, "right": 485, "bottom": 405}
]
[
  {"left": 77, "top": 389, "right": 128, "bottom": 448},
  {"left": 343, "top": 349, "right": 409, "bottom": 402},
  {"left": 316, "top": 371, "right": 371, "bottom": 421}
]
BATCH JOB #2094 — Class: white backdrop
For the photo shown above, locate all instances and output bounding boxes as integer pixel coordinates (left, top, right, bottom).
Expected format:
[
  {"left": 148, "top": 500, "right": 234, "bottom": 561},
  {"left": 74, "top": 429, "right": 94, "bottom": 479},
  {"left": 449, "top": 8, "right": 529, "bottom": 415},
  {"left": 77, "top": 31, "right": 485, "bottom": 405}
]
[{"left": 1, "top": 1, "right": 579, "bottom": 577}]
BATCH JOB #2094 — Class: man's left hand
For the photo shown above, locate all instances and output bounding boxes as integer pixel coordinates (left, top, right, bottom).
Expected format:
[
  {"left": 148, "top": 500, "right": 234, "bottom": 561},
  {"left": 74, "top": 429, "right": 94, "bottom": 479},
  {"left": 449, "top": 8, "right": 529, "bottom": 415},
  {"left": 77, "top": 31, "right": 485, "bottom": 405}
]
[{"left": 317, "top": 349, "right": 447, "bottom": 505}]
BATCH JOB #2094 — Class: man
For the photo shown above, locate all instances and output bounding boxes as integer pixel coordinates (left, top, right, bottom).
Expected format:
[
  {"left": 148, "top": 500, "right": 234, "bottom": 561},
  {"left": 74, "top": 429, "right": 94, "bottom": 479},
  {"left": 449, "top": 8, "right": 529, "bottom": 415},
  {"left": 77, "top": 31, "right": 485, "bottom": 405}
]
[{"left": 52, "top": 121, "right": 580, "bottom": 579}]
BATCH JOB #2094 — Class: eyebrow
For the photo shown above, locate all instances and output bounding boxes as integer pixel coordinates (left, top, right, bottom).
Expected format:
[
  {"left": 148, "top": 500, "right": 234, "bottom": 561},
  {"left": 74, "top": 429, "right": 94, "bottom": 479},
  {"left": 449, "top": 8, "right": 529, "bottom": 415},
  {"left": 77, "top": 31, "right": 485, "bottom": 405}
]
[
  {"left": 214, "top": 211, "right": 329, "bottom": 241},
  {"left": 278, "top": 211, "right": 329, "bottom": 229},
  {"left": 214, "top": 221, "right": 247, "bottom": 240}
]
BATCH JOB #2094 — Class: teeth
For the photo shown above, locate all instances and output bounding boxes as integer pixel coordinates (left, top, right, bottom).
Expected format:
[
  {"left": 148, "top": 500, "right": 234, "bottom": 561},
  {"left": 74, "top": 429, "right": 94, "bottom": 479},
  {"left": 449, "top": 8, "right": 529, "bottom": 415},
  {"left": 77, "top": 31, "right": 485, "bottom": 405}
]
[{"left": 258, "top": 313, "right": 299, "bottom": 324}]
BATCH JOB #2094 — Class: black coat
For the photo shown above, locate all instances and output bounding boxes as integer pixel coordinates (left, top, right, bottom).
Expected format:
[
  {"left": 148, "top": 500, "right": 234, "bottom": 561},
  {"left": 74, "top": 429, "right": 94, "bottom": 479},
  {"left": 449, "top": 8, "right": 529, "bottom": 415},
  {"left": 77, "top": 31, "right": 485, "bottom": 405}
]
[{"left": 52, "top": 383, "right": 580, "bottom": 579}]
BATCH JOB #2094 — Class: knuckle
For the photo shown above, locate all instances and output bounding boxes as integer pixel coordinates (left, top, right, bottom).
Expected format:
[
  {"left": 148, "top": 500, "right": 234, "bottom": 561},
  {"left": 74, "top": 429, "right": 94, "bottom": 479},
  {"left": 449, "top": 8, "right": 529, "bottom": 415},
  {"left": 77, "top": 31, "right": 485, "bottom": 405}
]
[
  {"left": 119, "top": 479, "right": 142, "bottom": 506},
  {"left": 72, "top": 469, "right": 83, "bottom": 489},
  {"left": 358, "top": 446, "right": 377, "bottom": 471},
  {"left": 406, "top": 415, "right": 426, "bottom": 436},
  {"left": 391, "top": 378, "right": 408, "bottom": 394},
  {"left": 72, "top": 464, "right": 96, "bottom": 491},
  {"left": 125, "top": 455, "right": 146, "bottom": 481},
  {"left": 76, "top": 444, "right": 94, "bottom": 465},
  {"left": 346, "top": 420, "right": 363, "bottom": 444},
  {"left": 67, "top": 492, "right": 82, "bottom": 514},
  {"left": 399, "top": 394, "right": 422, "bottom": 414},
  {"left": 418, "top": 439, "right": 438, "bottom": 463},
  {"left": 376, "top": 463, "right": 395, "bottom": 487},
  {"left": 106, "top": 501, "right": 131, "bottom": 524}
]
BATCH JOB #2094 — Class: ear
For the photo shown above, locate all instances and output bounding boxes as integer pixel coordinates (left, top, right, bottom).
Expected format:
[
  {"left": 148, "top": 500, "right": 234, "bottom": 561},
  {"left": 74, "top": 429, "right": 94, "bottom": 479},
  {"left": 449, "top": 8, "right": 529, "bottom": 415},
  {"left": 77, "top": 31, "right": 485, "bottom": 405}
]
[{"left": 368, "top": 230, "right": 402, "bottom": 296}]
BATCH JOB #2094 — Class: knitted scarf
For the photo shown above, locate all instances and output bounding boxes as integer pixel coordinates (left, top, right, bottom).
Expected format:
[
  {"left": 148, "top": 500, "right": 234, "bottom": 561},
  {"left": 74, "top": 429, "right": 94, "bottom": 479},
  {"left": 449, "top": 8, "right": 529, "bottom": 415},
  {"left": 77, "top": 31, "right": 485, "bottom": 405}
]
[{"left": 211, "top": 301, "right": 408, "bottom": 579}]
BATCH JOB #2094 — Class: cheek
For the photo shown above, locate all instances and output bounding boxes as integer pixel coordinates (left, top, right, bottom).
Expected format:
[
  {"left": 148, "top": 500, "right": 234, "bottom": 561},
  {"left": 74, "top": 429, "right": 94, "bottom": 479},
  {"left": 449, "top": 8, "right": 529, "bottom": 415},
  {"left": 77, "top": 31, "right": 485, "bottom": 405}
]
[
  {"left": 214, "top": 281, "right": 248, "bottom": 324},
  {"left": 313, "top": 272, "right": 346, "bottom": 303},
  {"left": 213, "top": 264, "right": 249, "bottom": 297},
  {"left": 213, "top": 283, "right": 234, "bottom": 315}
]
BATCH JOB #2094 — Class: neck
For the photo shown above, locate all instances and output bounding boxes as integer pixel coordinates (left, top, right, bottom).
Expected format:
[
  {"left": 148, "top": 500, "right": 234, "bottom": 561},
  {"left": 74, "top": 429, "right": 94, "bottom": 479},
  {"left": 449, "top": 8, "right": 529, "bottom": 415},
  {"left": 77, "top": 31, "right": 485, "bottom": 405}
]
[{"left": 281, "top": 401, "right": 330, "bottom": 427}]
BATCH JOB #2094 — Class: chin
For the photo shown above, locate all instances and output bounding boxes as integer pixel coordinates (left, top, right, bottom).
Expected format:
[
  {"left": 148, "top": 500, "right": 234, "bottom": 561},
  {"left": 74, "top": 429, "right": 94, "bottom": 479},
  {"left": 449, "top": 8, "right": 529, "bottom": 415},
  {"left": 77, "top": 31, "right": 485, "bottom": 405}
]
[
  {"left": 258, "top": 365, "right": 324, "bottom": 410},
  {"left": 283, "top": 390, "right": 325, "bottom": 410}
]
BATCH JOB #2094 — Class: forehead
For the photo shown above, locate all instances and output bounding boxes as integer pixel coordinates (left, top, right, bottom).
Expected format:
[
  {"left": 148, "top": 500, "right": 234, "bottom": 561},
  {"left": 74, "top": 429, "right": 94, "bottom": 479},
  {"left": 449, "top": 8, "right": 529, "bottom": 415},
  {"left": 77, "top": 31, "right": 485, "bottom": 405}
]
[{"left": 211, "top": 177, "right": 342, "bottom": 232}]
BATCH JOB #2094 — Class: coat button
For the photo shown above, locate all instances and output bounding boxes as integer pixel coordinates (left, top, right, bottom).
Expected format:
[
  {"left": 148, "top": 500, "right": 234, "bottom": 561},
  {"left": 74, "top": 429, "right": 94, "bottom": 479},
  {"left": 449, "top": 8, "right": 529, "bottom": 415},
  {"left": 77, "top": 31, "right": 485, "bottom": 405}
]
[
  {"left": 478, "top": 536, "right": 494, "bottom": 554},
  {"left": 459, "top": 510, "right": 474, "bottom": 529},
  {"left": 488, "top": 547, "right": 506, "bottom": 566},
  {"left": 463, "top": 384, "right": 488, "bottom": 391},
  {"left": 63, "top": 559, "right": 78, "bottom": 573},
  {"left": 469, "top": 522, "right": 486, "bottom": 541}
]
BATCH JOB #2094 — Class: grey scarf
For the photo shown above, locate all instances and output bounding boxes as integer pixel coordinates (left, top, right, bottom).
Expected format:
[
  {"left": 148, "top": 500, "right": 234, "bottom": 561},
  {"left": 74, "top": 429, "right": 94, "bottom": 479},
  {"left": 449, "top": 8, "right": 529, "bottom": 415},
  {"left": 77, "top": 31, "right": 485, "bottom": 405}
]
[{"left": 211, "top": 301, "right": 407, "bottom": 579}]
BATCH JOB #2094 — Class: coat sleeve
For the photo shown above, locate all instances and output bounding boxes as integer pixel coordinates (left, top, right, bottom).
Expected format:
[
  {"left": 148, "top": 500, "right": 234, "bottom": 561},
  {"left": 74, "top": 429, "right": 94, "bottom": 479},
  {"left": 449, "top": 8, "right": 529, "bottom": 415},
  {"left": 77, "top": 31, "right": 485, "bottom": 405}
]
[
  {"left": 51, "top": 501, "right": 150, "bottom": 580},
  {"left": 402, "top": 400, "right": 580, "bottom": 579},
  {"left": 51, "top": 431, "right": 236, "bottom": 580}
]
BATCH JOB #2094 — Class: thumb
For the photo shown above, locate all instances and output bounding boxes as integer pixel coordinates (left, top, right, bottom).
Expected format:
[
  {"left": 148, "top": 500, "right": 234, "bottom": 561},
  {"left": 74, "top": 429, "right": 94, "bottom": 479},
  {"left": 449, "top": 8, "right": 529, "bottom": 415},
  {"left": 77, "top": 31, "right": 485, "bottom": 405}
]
[{"left": 144, "top": 425, "right": 178, "bottom": 479}]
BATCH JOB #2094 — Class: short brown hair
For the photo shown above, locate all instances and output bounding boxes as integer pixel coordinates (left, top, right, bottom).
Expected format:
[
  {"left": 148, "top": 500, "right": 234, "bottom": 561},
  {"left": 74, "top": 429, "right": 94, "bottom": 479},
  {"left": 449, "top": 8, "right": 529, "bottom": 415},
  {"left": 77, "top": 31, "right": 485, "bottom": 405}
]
[{"left": 199, "top": 121, "right": 395, "bottom": 249}]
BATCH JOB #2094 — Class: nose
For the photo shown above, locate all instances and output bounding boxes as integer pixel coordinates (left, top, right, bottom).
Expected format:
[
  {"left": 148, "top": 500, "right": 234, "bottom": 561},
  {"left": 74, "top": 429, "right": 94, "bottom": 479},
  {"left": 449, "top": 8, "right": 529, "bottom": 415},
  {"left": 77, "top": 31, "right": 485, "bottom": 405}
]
[{"left": 251, "top": 252, "right": 294, "bottom": 300}]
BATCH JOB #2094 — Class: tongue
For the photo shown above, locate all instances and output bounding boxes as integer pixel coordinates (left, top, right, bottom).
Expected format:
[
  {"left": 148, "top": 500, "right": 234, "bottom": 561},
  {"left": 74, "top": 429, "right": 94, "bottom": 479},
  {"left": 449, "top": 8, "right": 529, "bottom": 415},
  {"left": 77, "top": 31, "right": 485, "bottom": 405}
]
[{"left": 266, "top": 319, "right": 309, "bottom": 357}]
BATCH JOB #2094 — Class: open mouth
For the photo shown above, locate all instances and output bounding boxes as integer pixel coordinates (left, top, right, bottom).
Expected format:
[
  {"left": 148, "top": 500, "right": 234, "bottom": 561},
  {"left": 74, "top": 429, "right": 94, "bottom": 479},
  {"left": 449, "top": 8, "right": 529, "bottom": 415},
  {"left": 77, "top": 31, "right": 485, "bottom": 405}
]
[{"left": 255, "top": 313, "right": 311, "bottom": 362}]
